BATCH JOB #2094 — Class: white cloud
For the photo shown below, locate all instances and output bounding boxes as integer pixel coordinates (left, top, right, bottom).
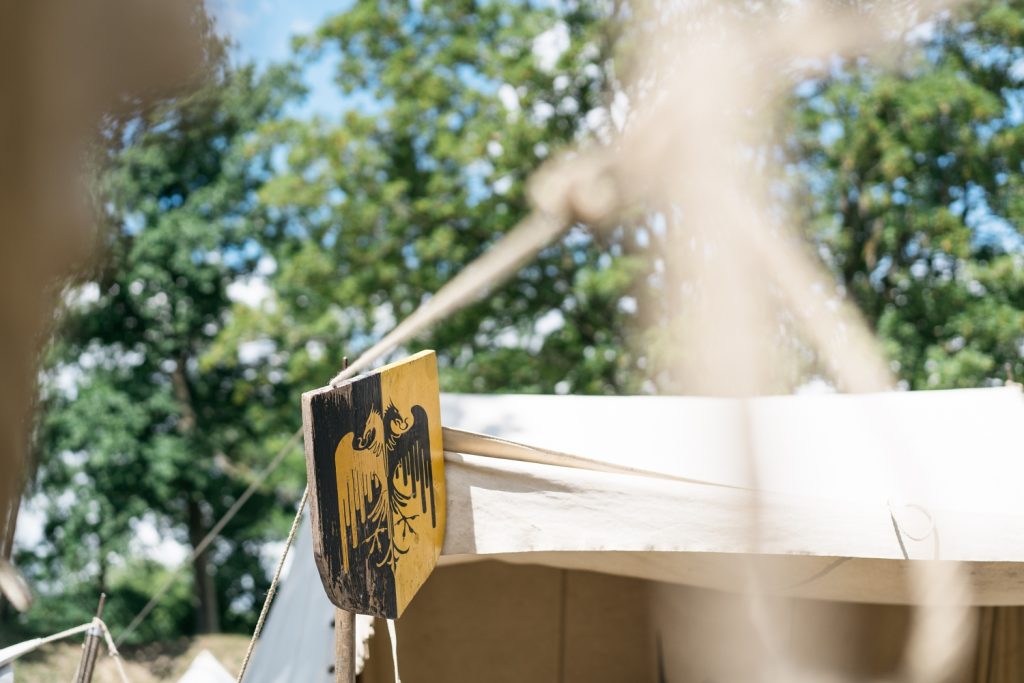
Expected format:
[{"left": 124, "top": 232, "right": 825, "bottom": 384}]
[
  {"left": 1012, "top": 58, "right": 1024, "bottom": 84},
  {"left": 256, "top": 255, "right": 278, "bottom": 276},
  {"left": 144, "top": 291, "right": 169, "bottom": 311},
  {"left": 228, "top": 276, "right": 272, "bottom": 309},
  {"left": 290, "top": 17, "right": 314, "bottom": 35},
  {"left": 16, "top": 499, "right": 188, "bottom": 568},
  {"left": 13, "top": 499, "right": 45, "bottom": 549},
  {"left": 531, "top": 101, "right": 556, "bottom": 124},
  {"left": 51, "top": 365, "right": 83, "bottom": 399},
  {"left": 306, "top": 340, "right": 326, "bottom": 361},
  {"left": 558, "top": 96, "right": 579, "bottom": 116},
  {"left": 498, "top": 84, "right": 521, "bottom": 115},
  {"left": 617, "top": 297, "right": 638, "bottom": 314},
  {"left": 493, "top": 175, "right": 514, "bottom": 195},
  {"left": 131, "top": 515, "right": 188, "bottom": 567},
  {"left": 66, "top": 282, "right": 100, "bottom": 309},
  {"left": 262, "top": 539, "right": 292, "bottom": 579},
  {"left": 372, "top": 303, "right": 397, "bottom": 337},
  {"left": 466, "top": 159, "right": 495, "bottom": 178},
  {"left": 238, "top": 339, "right": 276, "bottom": 364},
  {"left": 533, "top": 22, "right": 570, "bottom": 73},
  {"left": 210, "top": 0, "right": 255, "bottom": 34},
  {"left": 534, "top": 309, "right": 565, "bottom": 337},
  {"left": 905, "top": 19, "right": 937, "bottom": 44},
  {"left": 494, "top": 327, "right": 521, "bottom": 348}
]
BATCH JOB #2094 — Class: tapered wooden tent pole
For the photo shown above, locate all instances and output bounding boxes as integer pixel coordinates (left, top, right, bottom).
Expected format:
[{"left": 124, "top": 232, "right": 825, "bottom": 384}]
[
  {"left": 331, "top": 355, "right": 356, "bottom": 683},
  {"left": 335, "top": 608, "right": 356, "bottom": 683},
  {"left": 74, "top": 593, "right": 106, "bottom": 683}
]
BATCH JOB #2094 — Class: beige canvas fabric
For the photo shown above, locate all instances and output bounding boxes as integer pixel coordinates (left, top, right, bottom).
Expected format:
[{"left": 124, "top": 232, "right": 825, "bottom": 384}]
[
  {"left": 361, "top": 563, "right": 1024, "bottom": 683},
  {"left": 360, "top": 562, "right": 918, "bottom": 683},
  {"left": 438, "top": 387, "right": 1024, "bottom": 605},
  {"left": 973, "top": 607, "right": 1024, "bottom": 683},
  {"left": 250, "top": 388, "right": 1024, "bottom": 682}
]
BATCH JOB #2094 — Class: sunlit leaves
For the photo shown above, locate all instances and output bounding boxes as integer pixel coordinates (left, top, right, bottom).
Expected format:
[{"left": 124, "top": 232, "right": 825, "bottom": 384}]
[{"left": 791, "top": 0, "right": 1024, "bottom": 388}]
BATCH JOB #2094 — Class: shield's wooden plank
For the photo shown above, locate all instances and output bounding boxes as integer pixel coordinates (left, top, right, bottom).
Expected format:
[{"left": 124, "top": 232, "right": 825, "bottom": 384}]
[{"left": 302, "top": 350, "right": 446, "bottom": 618}]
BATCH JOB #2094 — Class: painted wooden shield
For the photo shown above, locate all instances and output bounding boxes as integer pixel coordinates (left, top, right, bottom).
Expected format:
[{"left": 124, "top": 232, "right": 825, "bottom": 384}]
[{"left": 301, "top": 350, "right": 446, "bottom": 618}]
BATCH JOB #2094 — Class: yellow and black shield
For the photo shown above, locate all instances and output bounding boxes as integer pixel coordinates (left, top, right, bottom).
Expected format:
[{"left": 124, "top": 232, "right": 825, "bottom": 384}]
[{"left": 301, "top": 350, "right": 446, "bottom": 618}]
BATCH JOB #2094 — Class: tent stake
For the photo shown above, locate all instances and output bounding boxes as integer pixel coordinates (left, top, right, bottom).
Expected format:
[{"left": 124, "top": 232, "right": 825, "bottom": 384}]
[{"left": 335, "top": 608, "right": 356, "bottom": 683}]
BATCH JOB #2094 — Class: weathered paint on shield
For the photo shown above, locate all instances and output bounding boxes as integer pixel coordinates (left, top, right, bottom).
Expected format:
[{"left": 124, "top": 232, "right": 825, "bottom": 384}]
[{"left": 301, "top": 350, "right": 446, "bottom": 618}]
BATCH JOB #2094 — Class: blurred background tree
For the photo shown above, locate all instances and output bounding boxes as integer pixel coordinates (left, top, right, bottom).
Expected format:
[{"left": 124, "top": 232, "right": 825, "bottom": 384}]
[
  {"left": 791, "top": 0, "right": 1024, "bottom": 389},
  {"left": 10, "top": 27, "right": 301, "bottom": 641},
  {"left": 234, "top": 0, "right": 649, "bottom": 399},
  {"left": 7, "top": 0, "right": 648, "bottom": 644}
]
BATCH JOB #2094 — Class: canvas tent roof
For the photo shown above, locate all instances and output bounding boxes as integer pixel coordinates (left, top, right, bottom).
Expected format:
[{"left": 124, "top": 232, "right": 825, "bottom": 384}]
[
  {"left": 441, "top": 386, "right": 1024, "bottom": 604},
  {"left": 177, "top": 650, "right": 235, "bottom": 683},
  {"left": 244, "top": 386, "right": 1024, "bottom": 683},
  {"left": 243, "top": 503, "right": 373, "bottom": 683}
]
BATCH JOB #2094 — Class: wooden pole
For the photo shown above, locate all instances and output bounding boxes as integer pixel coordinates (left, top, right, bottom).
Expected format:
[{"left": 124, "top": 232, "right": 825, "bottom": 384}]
[
  {"left": 332, "top": 354, "right": 356, "bottom": 683},
  {"left": 335, "top": 608, "right": 356, "bottom": 683},
  {"left": 75, "top": 593, "right": 106, "bottom": 683}
]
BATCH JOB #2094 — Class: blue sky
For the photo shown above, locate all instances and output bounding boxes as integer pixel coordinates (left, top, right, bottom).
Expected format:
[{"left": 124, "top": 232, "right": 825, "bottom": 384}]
[{"left": 209, "top": 0, "right": 349, "bottom": 117}]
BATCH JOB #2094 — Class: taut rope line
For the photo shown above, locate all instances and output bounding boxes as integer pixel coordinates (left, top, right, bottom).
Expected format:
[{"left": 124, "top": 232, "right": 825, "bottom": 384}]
[
  {"left": 117, "top": 155, "right": 596, "bottom": 677},
  {"left": 330, "top": 211, "right": 569, "bottom": 386},
  {"left": 116, "top": 428, "right": 303, "bottom": 646},
  {"left": 0, "top": 618, "right": 131, "bottom": 682},
  {"left": 234, "top": 485, "right": 309, "bottom": 683},
  {"left": 235, "top": 165, "right": 592, "bottom": 680}
]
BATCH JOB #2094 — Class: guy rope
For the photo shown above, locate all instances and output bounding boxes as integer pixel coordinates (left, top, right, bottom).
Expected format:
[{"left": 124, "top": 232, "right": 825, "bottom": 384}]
[{"left": 95, "top": 152, "right": 615, "bottom": 682}]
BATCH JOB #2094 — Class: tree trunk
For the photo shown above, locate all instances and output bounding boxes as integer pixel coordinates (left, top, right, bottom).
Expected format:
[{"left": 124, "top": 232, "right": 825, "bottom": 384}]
[
  {"left": 172, "top": 358, "right": 220, "bottom": 633},
  {"left": 171, "top": 361, "right": 198, "bottom": 433},
  {"left": 187, "top": 498, "right": 220, "bottom": 634}
]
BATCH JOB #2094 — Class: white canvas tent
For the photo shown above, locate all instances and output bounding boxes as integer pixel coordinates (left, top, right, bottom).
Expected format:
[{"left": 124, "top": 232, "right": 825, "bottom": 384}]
[
  {"left": 177, "top": 650, "right": 234, "bottom": 683},
  {"left": 245, "top": 387, "right": 1024, "bottom": 682}
]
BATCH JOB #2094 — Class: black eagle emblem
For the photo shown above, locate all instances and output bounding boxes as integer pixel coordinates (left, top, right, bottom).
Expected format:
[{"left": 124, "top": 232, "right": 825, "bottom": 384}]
[
  {"left": 303, "top": 350, "right": 445, "bottom": 617},
  {"left": 335, "top": 400, "right": 436, "bottom": 574}
]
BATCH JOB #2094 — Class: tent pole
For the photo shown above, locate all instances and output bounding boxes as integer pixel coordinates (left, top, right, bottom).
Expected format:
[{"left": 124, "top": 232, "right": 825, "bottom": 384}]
[
  {"left": 333, "top": 356, "right": 355, "bottom": 683},
  {"left": 74, "top": 593, "right": 106, "bottom": 683},
  {"left": 335, "top": 608, "right": 356, "bottom": 683}
]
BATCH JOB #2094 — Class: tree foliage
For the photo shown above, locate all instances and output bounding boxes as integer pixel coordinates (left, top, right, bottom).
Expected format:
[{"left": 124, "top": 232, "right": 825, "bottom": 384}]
[
  {"left": 792, "top": 1, "right": 1024, "bottom": 388},
  {"left": 241, "top": 0, "right": 650, "bottom": 398},
  {"left": 11, "top": 0, "right": 650, "bottom": 642},
  {"left": 13, "top": 37, "right": 301, "bottom": 641}
]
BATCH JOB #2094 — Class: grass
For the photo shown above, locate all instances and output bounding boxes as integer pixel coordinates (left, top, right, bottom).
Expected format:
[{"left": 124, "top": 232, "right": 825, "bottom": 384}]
[{"left": 8, "top": 633, "right": 249, "bottom": 682}]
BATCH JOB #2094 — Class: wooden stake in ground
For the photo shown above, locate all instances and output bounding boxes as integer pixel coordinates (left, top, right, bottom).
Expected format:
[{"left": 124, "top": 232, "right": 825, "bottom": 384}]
[
  {"left": 335, "top": 608, "right": 356, "bottom": 683},
  {"left": 74, "top": 593, "right": 106, "bottom": 683}
]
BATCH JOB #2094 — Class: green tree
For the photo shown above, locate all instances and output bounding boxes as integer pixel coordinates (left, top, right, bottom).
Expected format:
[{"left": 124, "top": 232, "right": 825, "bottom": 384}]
[
  {"left": 792, "top": 1, "right": 1024, "bottom": 389},
  {"left": 240, "top": 0, "right": 652, "bottom": 398},
  {"left": 20, "top": 40, "right": 301, "bottom": 639}
]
